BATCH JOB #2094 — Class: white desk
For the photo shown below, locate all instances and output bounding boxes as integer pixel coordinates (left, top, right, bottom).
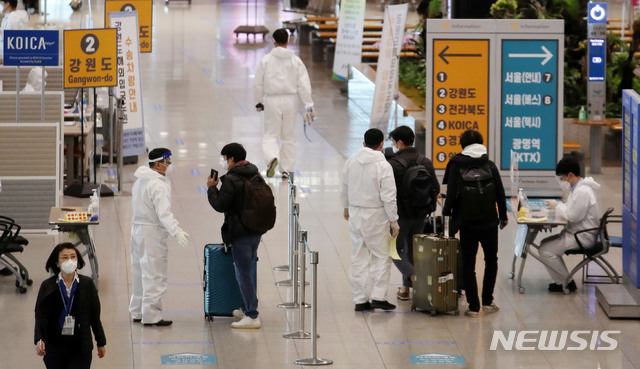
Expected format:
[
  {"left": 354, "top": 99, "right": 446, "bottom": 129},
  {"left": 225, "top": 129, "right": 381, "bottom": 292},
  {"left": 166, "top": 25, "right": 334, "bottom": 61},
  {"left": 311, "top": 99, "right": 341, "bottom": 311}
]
[{"left": 509, "top": 214, "right": 567, "bottom": 294}]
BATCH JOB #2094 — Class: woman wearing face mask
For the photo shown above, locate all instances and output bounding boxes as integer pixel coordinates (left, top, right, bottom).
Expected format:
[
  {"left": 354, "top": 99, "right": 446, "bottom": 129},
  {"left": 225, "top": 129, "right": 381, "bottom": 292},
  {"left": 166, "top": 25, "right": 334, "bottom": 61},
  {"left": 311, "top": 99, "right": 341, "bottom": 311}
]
[{"left": 34, "top": 243, "right": 106, "bottom": 368}]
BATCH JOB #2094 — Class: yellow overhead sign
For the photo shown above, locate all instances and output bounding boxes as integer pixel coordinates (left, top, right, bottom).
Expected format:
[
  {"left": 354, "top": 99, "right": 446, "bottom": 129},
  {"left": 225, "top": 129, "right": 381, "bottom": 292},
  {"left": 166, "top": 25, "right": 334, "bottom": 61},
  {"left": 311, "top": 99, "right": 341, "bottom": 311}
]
[
  {"left": 105, "top": 0, "right": 153, "bottom": 53},
  {"left": 431, "top": 39, "right": 490, "bottom": 169},
  {"left": 64, "top": 29, "right": 117, "bottom": 88}
]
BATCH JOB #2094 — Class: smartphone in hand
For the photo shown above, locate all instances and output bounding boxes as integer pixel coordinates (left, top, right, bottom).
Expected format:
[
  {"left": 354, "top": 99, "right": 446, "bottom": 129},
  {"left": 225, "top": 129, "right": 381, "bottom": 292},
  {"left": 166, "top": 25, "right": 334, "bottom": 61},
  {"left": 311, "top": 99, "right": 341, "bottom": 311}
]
[{"left": 210, "top": 169, "right": 218, "bottom": 181}]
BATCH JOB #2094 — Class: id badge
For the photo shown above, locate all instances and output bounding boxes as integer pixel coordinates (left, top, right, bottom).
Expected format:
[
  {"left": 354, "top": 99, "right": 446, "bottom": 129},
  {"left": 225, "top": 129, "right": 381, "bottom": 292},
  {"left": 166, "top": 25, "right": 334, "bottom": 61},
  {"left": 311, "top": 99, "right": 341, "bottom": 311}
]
[{"left": 61, "top": 315, "right": 75, "bottom": 336}]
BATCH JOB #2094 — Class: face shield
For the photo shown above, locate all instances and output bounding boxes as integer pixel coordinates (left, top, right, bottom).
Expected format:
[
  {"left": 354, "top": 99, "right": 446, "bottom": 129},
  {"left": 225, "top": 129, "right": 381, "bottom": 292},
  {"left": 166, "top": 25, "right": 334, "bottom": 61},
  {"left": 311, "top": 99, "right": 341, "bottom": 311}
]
[
  {"left": 148, "top": 151, "right": 172, "bottom": 165},
  {"left": 149, "top": 151, "right": 173, "bottom": 177}
]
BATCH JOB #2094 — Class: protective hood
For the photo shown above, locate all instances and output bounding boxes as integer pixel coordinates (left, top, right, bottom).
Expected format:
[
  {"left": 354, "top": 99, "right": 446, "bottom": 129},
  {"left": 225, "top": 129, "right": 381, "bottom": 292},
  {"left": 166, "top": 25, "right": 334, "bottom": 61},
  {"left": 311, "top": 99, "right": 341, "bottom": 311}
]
[
  {"left": 461, "top": 143, "right": 487, "bottom": 158},
  {"left": 134, "top": 165, "right": 165, "bottom": 181},
  {"left": 575, "top": 176, "right": 601, "bottom": 191},
  {"left": 270, "top": 46, "right": 295, "bottom": 59},
  {"left": 12, "top": 10, "right": 29, "bottom": 25},
  {"left": 353, "top": 147, "right": 385, "bottom": 165}
]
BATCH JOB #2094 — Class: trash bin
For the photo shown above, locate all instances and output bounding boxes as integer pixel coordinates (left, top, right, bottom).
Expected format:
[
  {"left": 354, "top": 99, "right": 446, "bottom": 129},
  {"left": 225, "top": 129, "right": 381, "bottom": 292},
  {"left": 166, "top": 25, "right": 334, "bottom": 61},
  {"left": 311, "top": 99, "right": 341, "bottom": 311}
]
[
  {"left": 311, "top": 36, "right": 324, "bottom": 63},
  {"left": 326, "top": 43, "right": 335, "bottom": 68}
]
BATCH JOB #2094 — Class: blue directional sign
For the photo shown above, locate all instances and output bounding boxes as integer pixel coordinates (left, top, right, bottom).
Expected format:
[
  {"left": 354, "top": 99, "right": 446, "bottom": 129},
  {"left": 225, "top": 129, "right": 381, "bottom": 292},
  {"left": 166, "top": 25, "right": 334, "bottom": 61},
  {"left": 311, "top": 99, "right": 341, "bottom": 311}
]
[
  {"left": 588, "top": 3, "right": 607, "bottom": 24},
  {"left": 500, "top": 39, "right": 558, "bottom": 170},
  {"left": 3, "top": 30, "right": 59, "bottom": 66},
  {"left": 409, "top": 353, "right": 466, "bottom": 365},
  {"left": 161, "top": 352, "right": 217, "bottom": 365}
]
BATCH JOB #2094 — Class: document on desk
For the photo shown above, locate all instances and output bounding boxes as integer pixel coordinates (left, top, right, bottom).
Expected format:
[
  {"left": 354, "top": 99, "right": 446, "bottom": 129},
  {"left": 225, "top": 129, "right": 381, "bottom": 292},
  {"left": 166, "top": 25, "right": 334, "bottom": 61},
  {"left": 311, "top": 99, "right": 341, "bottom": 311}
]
[{"left": 517, "top": 216, "right": 548, "bottom": 223}]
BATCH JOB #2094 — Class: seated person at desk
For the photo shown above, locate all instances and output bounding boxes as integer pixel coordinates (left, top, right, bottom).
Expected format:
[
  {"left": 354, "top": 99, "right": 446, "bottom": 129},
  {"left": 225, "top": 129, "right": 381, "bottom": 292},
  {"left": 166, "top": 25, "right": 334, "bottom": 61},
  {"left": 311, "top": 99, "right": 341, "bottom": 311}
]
[{"left": 541, "top": 156, "right": 600, "bottom": 293}]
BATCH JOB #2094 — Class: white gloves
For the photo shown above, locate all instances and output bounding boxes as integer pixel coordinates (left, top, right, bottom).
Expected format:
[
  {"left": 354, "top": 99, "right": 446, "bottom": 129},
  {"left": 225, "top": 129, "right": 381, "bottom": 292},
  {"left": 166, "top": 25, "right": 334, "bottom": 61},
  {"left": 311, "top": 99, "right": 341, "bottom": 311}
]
[
  {"left": 390, "top": 221, "right": 400, "bottom": 238},
  {"left": 306, "top": 106, "right": 316, "bottom": 120},
  {"left": 175, "top": 230, "right": 190, "bottom": 248}
]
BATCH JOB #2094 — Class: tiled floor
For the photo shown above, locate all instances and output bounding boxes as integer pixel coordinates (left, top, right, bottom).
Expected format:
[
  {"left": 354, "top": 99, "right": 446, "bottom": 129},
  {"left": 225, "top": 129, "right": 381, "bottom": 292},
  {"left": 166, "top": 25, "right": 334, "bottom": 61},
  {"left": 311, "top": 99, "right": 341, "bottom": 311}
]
[{"left": 1, "top": 0, "right": 638, "bottom": 368}]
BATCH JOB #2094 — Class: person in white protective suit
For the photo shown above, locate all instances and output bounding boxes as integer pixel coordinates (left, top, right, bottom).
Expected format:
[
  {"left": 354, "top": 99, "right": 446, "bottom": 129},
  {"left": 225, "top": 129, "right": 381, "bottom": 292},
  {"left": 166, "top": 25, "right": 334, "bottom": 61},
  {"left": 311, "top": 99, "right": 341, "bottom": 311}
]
[
  {"left": 129, "top": 148, "right": 190, "bottom": 326},
  {"left": 540, "top": 155, "right": 600, "bottom": 293},
  {"left": 21, "top": 66, "right": 47, "bottom": 93},
  {"left": 0, "top": 0, "right": 29, "bottom": 60},
  {"left": 254, "top": 28, "right": 315, "bottom": 179},
  {"left": 340, "top": 128, "right": 400, "bottom": 312}
]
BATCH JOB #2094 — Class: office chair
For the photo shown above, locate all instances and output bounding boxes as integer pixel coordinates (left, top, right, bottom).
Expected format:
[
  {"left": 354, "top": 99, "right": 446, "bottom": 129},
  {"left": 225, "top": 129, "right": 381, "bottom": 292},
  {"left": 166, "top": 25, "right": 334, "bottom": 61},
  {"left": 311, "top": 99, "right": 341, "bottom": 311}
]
[
  {"left": 562, "top": 207, "right": 620, "bottom": 294},
  {"left": 0, "top": 216, "right": 33, "bottom": 293}
]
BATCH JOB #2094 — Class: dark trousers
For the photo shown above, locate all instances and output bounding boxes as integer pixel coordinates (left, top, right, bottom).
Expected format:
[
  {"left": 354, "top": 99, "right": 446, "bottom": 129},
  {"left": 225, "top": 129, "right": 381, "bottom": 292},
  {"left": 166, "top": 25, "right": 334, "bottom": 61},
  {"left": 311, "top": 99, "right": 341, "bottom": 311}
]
[
  {"left": 231, "top": 235, "right": 261, "bottom": 319},
  {"left": 43, "top": 344, "right": 92, "bottom": 369},
  {"left": 459, "top": 225, "right": 498, "bottom": 312},
  {"left": 392, "top": 216, "right": 425, "bottom": 287}
]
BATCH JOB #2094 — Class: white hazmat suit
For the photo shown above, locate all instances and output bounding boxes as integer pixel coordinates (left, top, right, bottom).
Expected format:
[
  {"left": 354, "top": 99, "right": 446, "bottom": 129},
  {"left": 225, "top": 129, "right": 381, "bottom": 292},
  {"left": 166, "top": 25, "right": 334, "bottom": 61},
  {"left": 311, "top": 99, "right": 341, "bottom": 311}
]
[
  {"left": 254, "top": 46, "right": 314, "bottom": 174},
  {"left": 129, "top": 165, "right": 184, "bottom": 324},
  {"left": 340, "top": 147, "right": 398, "bottom": 304},
  {"left": 539, "top": 177, "right": 600, "bottom": 284},
  {"left": 0, "top": 7, "right": 28, "bottom": 59}
]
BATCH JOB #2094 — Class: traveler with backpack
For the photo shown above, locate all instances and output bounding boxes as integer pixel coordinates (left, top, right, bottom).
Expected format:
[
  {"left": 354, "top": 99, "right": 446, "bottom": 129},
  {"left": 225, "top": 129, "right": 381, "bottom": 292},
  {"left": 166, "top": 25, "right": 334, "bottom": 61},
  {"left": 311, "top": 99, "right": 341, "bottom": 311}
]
[
  {"left": 206, "top": 142, "right": 276, "bottom": 329},
  {"left": 387, "top": 126, "right": 439, "bottom": 300},
  {"left": 341, "top": 128, "right": 400, "bottom": 311},
  {"left": 442, "top": 130, "right": 508, "bottom": 317}
]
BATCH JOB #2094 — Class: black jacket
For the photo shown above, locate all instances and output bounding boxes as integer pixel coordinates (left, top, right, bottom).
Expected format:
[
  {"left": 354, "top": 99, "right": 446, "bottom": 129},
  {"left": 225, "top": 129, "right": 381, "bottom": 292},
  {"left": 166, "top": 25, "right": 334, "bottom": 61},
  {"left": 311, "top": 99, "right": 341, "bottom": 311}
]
[
  {"left": 34, "top": 274, "right": 106, "bottom": 354},
  {"left": 387, "top": 147, "right": 440, "bottom": 219},
  {"left": 442, "top": 153, "right": 508, "bottom": 229},
  {"left": 207, "top": 161, "right": 262, "bottom": 244}
]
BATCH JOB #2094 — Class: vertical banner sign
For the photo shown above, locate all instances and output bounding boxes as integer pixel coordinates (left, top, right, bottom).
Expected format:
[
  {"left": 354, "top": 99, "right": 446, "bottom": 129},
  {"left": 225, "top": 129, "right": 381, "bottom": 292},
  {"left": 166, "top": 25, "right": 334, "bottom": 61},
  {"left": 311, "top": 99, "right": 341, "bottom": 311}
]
[
  {"left": 622, "top": 92, "right": 632, "bottom": 211},
  {"left": 431, "top": 39, "right": 489, "bottom": 169},
  {"left": 369, "top": 4, "right": 408, "bottom": 134},
  {"left": 501, "top": 40, "right": 558, "bottom": 170},
  {"left": 332, "top": 0, "right": 366, "bottom": 81},
  {"left": 110, "top": 11, "right": 146, "bottom": 156},
  {"left": 64, "top": 29, "right": 117, "bottom": 88},
  {"left": 3, "top": 30, "right": 59, "bottom": 66},
  {"left": 105, "top": 0, "right": 153, "bottom": 53}
]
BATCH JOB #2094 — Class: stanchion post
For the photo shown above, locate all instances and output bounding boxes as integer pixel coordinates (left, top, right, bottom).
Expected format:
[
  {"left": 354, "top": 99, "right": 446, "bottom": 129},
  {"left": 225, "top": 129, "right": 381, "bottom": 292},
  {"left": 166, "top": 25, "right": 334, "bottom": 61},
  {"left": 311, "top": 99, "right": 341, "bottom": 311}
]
[
  {"left": 279, "top": 203, "right": 300, "bottom": 308},
  {"left": 295, "top": 251, "right": 333, "bottom": 366},
  {"left": 275, "top": 183, "right": 296, "bottom": 285},
  {"left": 283, "top": 230, "right": 311, "bottom": 339},
  {"left": 274, "top": 178, "right": 295, "bottom": 273}
]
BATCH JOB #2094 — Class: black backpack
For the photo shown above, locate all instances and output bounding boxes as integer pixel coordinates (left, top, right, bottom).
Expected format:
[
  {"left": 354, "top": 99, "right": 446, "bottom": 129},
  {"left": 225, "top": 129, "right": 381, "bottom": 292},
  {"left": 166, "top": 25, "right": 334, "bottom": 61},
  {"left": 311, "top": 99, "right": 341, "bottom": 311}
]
[
  {"left": 396, "top": 155, "right": 437, "bottom": 218},
  {"left": 457, "top": 162, "right": 497, "bottom": 222},
  {"left": 238, "top": 174, "right": 276, "bottom": 234}
]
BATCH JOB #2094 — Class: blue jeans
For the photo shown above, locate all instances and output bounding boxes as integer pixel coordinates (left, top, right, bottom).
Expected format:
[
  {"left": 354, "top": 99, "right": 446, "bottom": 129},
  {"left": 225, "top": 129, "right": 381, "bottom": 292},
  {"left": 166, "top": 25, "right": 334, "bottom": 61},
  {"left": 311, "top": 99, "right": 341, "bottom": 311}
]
[
  {"left": 230, "top": 235, "right": 261, "bottom": 319},
  {"left": 392, "top": 217, "right": 425, "bottom": 287}
]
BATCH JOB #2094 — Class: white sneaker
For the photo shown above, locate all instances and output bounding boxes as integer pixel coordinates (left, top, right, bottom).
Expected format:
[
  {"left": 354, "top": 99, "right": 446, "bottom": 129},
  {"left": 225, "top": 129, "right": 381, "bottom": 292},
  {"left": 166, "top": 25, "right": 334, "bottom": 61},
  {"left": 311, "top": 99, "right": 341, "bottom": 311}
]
[
  {"left": 232, "top": 309, "right": 245, "bottom": 320},
  {"left": 464, "top": 310, "right": 479, "bottom": 317},
  {"left": 482, "top": 302, "right": 500, "bottom": 313},
  {"left": 231, "top": 316, "right": 261, "bottom": 329}
]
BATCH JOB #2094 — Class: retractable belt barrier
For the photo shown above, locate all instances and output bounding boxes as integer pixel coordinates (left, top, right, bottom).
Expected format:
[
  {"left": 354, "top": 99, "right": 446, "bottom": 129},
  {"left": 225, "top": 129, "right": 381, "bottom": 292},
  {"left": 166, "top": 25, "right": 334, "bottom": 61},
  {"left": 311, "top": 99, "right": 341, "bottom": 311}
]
[{"left": 277, "top": 175, "right": 333, "bottom": 366}]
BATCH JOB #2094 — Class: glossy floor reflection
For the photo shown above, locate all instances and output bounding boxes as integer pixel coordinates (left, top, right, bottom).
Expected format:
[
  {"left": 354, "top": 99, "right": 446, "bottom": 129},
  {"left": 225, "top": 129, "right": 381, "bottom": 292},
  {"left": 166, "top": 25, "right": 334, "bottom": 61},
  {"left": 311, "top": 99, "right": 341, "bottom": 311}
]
[{"left": 0, "top": 0, "right": 638, "bottom": 368}]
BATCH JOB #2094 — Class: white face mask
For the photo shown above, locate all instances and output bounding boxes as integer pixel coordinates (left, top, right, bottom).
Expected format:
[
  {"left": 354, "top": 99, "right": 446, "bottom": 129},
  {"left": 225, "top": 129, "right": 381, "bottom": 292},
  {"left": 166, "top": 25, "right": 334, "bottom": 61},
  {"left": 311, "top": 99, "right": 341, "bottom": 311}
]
[
  {"left": 391, "top": 145, "right": 399, "bottom": 153},
  {"left": 61, "top": 259, "right": 77, "bottom": 274},
  {"left": 222, "top": 160, "right": 229, "bottom": 171},
  {"left": 165, "top": 164, "right": 174, "bottom": 177},
  {"left": 559, "top": 180, "right": 571, "bottom": 192}
]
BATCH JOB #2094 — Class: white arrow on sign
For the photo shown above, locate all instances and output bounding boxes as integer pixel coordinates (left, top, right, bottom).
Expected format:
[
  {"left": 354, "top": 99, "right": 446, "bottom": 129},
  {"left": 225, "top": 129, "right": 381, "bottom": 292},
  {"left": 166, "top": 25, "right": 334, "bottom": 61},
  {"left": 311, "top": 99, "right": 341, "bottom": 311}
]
[{"left": 508, "top": 45, "right": 553, "bottom": 65}]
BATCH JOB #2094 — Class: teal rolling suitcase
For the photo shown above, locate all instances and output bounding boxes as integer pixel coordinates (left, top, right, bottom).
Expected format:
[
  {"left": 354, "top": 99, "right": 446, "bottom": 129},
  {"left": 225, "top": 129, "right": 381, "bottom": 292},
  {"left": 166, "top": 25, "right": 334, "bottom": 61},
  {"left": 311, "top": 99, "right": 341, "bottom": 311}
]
[{"left": 203, "top": 244, "right": 257, "bottom": 321}]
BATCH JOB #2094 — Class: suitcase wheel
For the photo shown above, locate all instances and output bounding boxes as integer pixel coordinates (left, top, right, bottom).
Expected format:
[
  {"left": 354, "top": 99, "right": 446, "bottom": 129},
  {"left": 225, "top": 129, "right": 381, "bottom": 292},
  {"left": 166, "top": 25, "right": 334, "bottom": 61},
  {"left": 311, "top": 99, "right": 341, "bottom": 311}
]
[
  {"left": 430, "top": 309, "right": 436, "bottom": 317},
  {"left": 411, "top": 304, "right": 416, "bottom": 311},
  {"left": 205, "top": 314, "right": 213, "bottom": 322},
  {"left": 454, "top": 309, "right": 459, "bottom": 316}
]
